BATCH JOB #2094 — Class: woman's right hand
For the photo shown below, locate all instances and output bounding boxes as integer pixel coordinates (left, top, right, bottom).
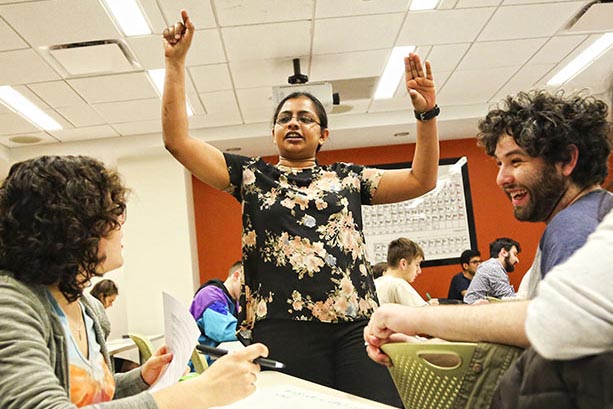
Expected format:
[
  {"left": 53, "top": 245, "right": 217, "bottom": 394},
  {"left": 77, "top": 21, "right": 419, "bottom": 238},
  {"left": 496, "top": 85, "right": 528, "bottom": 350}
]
[
  {"left": 191, "top": 343, "right": 269, "bottom": 408},
  {"left": 163, "top": 9, "right": 194, "bottom": 62}
]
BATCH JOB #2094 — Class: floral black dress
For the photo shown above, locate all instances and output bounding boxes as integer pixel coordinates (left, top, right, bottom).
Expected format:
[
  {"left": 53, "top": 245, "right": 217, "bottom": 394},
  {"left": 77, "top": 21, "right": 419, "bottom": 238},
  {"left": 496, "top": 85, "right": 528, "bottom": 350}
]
[{"left": 223, "top": 153, "right": 384, "bottom": 330}]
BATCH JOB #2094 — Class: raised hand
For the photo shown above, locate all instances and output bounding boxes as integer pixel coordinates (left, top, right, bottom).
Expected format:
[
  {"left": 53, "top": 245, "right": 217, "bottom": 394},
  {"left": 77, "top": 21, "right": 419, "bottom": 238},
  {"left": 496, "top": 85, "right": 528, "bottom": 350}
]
[
  {"left": 404, "top": 53, "right": 436, "bottom": 113},
  {"left": 163, "top": 9, "right": 194, "bottom": 62}
]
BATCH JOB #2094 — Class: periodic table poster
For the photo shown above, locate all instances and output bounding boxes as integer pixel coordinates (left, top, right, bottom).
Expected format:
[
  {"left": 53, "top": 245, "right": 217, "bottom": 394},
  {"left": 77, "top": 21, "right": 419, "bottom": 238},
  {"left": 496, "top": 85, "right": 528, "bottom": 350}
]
[{"left": 362, "top": 157, "right": 477, "bottom": 267}]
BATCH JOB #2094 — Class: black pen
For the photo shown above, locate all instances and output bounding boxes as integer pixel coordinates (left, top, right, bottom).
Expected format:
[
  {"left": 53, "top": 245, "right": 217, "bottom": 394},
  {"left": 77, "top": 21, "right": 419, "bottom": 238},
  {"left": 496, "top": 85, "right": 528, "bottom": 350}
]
[{"left": 196, "top": 344, "right": 286, "bottom": 369}]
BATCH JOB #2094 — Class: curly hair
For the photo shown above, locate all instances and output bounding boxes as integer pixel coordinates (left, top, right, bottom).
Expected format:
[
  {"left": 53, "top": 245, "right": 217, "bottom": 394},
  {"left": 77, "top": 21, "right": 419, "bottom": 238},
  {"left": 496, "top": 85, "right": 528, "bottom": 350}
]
[
  {"left": 477, "top": 90, "right": 612, "bottom": 188},
  {"left": 0, "top": 156, "right": 128, "bottom": 302}
]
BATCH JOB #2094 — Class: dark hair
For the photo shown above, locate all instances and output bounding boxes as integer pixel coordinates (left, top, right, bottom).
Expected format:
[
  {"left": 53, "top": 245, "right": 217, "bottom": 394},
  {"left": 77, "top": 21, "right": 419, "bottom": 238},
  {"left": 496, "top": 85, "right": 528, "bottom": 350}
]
[
  {"left": 489, "top": 237, "right": 521, "bottom": 258},
  {"left": 371, "top": 262, "right": 388, "bottom": 279},
  {"left": 227, "top": 260, "right": 243, "bottom": 279},
  {"left": 477, "top": 90, "right": 612, "bottom": 188},
  {"left": 90, "top": 279, "right": 119, "bottom": 301},
  {"left": 387, "top": 238, "right": 425, "bottom": 267},
  {"left": 0, "top": 156, "right": 128, "bottom": 302},
  {"left": 460, "top": 249, "right": 480, "bottom": 266}
]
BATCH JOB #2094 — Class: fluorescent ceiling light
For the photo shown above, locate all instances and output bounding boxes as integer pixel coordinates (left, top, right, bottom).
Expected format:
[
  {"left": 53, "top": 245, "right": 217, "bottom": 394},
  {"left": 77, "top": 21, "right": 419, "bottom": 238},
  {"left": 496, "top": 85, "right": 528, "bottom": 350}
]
[
  {"left": 147, "top": 69, "right": 194, "bottom": 116},
  {"left": 547, "top": 32, "right": 613, "bottom": 86},
  {"left": 101, "top": 0, "right": 151, "bottom": 36},
  {"left": 374, "top": 46, "right": 416, "bottom": 100},
  {"left": 410, "top": 0, "right": 439, "bottom": 11},
  {"left": 0, "top": 86, "right": 62, "bottom": 131}
]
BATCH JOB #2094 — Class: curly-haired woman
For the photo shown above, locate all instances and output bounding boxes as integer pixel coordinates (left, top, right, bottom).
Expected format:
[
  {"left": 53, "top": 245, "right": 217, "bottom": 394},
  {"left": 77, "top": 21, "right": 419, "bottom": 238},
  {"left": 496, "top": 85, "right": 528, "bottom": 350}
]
[{"left": 0, "top": 155, "right": 267, "bottom": 409}]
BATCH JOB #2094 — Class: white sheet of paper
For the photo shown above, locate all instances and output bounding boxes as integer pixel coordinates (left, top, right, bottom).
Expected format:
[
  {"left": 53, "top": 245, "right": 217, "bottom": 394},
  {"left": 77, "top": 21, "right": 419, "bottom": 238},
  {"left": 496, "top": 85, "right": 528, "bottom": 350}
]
[
  {"left": 148, "top": 292, "right": 200, "bottom": 392},
  {"left": 213, "top": 385, "right": 377, "bottom": 409}
]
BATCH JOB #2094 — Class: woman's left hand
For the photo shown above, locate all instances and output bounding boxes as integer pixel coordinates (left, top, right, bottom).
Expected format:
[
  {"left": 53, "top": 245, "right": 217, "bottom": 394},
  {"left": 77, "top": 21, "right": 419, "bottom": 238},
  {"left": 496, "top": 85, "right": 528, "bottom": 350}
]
[
  {"left": 140, "top": 345, "right": 173, "bottom": 386},
  {"left": 404, "top": 52, "right": 436, "bottom": 112}
]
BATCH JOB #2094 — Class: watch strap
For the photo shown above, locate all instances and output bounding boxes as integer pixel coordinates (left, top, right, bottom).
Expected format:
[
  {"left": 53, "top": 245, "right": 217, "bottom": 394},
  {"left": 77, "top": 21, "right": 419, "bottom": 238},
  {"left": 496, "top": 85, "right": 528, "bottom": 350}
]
[{"left": 414, "top": 104, "right": 440, "bottom": 121}]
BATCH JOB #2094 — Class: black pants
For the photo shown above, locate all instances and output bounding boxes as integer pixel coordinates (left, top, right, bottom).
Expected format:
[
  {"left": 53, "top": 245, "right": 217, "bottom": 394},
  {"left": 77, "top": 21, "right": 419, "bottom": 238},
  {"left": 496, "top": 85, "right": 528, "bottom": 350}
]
[{"left": 252, "top": 319, "right": 402, "bottom": 408}]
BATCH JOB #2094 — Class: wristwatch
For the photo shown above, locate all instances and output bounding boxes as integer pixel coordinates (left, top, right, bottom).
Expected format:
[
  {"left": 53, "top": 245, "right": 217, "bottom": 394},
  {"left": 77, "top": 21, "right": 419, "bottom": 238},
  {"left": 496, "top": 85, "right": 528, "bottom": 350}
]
[{"left": 414, "top": 104, "right": 440, "bottom": 121}]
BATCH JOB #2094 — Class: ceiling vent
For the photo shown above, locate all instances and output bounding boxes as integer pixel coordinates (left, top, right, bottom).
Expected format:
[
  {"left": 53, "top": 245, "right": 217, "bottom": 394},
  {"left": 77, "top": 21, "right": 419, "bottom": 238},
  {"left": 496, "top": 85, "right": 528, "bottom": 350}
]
[
  {"left": 566, "top": 0, "right": 613, "bottom": 33},
  {"left": 40, "top": 39, "right": 141, "bottom": 77}
]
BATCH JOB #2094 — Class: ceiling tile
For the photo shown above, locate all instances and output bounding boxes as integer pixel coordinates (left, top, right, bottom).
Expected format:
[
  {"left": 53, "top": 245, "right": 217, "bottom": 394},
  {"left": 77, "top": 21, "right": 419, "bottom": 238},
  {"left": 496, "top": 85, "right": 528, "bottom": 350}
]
[
  {"left": 68, "top": 73, "right": 158, "bottom": 104},
  {"left": 189, "top": 64, "right": 233, "bottom": 93},
  {"left": 316, "top": 0, "right": 408, "bottom": 18},
  {"left": 156, "top": 0, "right": 217, "bottom": 29},
  {"left": 93, "top": 98, "right": 161, "bottom": 123},
  {"left": 27, "top": 80, "right": 85, "bottom": 107},
  {"left": 0, "top": 49, "right": 60, "bottom": 85},
  {"left": 48, "top": 125, "right": 119, "bottom": 142},
  {"left": 214, "top": 0, "right": 313, "bottom": 26},
  {"left": 503, "top": 0, "right": 580, "bottom": 4},
  {"left": 311, "top": 50, "right": 389, "bottom": 81},
  {"left": 492, "top": 63, "right": 555, "bottom": 100},
  {"left": 437, "top": 66, "right": 517, "bottom": 105},
  {"left": 0, "top": 111, "right": 40, "bottom": 135},
  {"left": 458, "top": 38, "right": 546, "bottom": 70},
  {"left": 0, "top": 18, "right": 28, "bottom": 51},
  {"left": 456, "top": 0, "right": 502, "bottom": 7},
  {"left": 138, "top": 0, "right": 168, "bottom": 34},
  {"left": 231, "top": 57, "right": 310, "bottom": 89},
  {"left": 0, "top": 0, "right": 120, "bottom": 47},
  {"left": 425, "top": 43, "right": 471, "bottom": 71},
  {"left": 478, "top": 1, "right": 586, "bottom": 41},
  {"left": 113, "top": 119, "right": 162, "bottom": 136},
  {"left": 56, "top": 102, "right": 106, "bottom": 127},
  {"left": 313, "top": 14, "right": 405, "bottom": 54},
  {"left": 529, "top": 35, "right": 586, "bottom": 65},
  {"left": 558, "top": 46, "right": 613, "bottom": 95},
  {"left": 397, "top": 8, "right": 496, "bottom": 45},
  {"left": 235, "top": 87, "right": 274, "bottom": 124},
  {"left": 222, "top": 21, "right": 311, "bottom": 62},
  {"left": 196, "top": 90, "right": 243, "bottom": 126}
]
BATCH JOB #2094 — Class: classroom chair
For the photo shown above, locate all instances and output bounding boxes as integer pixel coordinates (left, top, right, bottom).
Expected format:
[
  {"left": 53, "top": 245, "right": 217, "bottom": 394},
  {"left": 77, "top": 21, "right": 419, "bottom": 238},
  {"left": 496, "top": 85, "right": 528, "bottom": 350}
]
[
  {"left": 382, "top": 341, "right": 522, "bottom": 409},
  {"left": 127, "top": 333, "right": 154, "bottom": 365}
]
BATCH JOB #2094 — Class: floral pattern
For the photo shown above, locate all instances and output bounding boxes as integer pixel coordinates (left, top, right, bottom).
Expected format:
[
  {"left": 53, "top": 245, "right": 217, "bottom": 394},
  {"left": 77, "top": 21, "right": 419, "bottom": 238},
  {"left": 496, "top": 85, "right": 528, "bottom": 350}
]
[{"left": 224, "top": 153, "right": 384, "bottom": 330}]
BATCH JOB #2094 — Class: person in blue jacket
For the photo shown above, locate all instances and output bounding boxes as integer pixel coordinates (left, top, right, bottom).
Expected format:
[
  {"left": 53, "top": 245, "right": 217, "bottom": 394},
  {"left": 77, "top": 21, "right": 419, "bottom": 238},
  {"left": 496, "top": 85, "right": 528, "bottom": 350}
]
[{"left": 189, "top": 261, "right": 242, "bottom": 363}]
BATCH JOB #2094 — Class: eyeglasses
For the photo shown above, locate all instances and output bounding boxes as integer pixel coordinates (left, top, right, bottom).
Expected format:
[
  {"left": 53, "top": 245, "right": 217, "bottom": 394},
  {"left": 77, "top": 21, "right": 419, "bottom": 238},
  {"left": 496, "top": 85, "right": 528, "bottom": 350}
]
[{"left": 275, "top": 114, "right": 320, "bottom": 127}]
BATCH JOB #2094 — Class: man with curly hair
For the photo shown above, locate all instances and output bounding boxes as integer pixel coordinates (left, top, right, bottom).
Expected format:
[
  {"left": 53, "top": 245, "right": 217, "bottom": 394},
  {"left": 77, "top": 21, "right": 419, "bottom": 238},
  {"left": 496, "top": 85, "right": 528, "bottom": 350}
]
[
  {"left": 477, "top": 90, "right": 613, "bottom": 297},
  {"left": 365, "top": 90, "right": 613, "bottom": 408}
]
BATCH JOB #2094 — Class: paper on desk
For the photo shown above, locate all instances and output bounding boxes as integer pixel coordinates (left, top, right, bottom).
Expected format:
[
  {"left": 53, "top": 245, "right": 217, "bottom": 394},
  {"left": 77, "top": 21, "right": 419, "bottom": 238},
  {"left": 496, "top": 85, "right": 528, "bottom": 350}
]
[
  {"left": 214, "top": 385, "right": 377, "bottom": 409},
  {"left": 149, "top": 292, "right": 200, "bottom": 392}
]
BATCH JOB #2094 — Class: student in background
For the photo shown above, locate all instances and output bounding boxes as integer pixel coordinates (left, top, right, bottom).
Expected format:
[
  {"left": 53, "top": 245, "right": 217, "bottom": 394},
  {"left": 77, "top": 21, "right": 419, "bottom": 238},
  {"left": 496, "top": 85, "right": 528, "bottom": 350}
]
[
  {"left": 91, "top": 279, "right": 119, "bottom": 309},
  {"left": 190, "top": 261, "right": 242, "bottom": 363},
  {"left": 375, "top": 238, "right": 438, "bottom": 307},
  {"left": 0, "top": 155, "right": 268, "bottom": 409},
  {"left": 162, "top": 9, "right": 439, "bottom": 407},
  {"left": 447, "top": 249, "right": 480, "bottom": 301},
  {"left": 371, "top": 262, "right": 388, "bottom": 279},
  {"left": 464, "top": 238, "right": 520, "bottom": 304}
]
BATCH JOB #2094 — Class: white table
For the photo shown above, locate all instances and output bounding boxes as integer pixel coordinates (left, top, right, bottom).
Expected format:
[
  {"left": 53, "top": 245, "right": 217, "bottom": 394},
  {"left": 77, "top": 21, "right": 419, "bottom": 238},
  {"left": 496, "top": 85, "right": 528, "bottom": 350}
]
[{"left": 214, "top": 371, "right": 396, "bottom": 408}]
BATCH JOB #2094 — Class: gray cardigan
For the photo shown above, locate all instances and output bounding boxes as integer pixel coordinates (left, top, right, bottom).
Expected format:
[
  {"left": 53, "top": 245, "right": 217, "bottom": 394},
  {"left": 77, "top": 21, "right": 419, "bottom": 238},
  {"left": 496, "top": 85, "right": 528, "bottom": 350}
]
[{"left": 0, "top": 271, "right": 158, "bottom": 409}]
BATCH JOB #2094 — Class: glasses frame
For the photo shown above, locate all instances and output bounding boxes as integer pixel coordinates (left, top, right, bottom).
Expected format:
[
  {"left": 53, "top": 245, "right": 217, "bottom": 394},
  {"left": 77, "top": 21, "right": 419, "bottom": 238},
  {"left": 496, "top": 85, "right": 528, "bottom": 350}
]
[{"left": 274, "top": 113, "right": 321, "bottom": 127}]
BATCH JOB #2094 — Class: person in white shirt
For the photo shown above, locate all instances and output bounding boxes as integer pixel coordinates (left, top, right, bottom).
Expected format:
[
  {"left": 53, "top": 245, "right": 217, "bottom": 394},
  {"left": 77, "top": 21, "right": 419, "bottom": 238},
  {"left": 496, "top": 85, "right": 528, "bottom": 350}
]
[{"left": 375, "top": 238, "right": 438, "bottom": 307}]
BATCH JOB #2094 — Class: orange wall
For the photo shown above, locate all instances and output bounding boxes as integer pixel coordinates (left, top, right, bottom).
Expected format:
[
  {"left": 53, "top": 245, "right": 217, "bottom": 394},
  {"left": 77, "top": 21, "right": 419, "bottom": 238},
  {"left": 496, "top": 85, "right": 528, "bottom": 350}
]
[{"left": 191, "top": 137, "right": 553, "bottom": 299}]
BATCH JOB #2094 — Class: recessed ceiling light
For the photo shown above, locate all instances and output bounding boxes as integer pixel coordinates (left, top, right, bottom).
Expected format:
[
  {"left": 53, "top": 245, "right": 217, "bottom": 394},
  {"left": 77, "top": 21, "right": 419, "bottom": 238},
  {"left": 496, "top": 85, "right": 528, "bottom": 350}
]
[
  {"left": 9, "top": 135, "right": 43, "bottom": 144},
  {"left": 0, "top": 86, "right": 62, "bottom": 131},
  {"left": 374, "top": 46, "right": 416, "bottom": 100},
  {"left": 410, "top": 0, "right": 439, "bottom": 11},
  {"left": 100, "top": 0, "right": 151, "bottom": 36},
  {"left": 547, "top": 32, "right": 613, "bottom": 86},
  {"left": 331, "top": 104, "right": 353, "bottom": 114},
  {"left": 147, "top": 69, "right": 194, "bottom": 116}
]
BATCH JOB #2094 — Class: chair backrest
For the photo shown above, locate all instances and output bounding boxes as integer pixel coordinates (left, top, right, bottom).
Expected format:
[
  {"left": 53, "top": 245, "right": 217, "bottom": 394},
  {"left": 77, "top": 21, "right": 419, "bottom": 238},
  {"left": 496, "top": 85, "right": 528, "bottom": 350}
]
[
  {"left": 190, "top": 348, "right": 209, "bottom": 374},
  {"left": 486, "top": 296, "right": 502, "bottom": 303},
  {"left": 382, "top": 341, "right": 522, "bottom": 409},
  {"left": 128, "top": 333, "right": 154, "bottom": 365}
]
